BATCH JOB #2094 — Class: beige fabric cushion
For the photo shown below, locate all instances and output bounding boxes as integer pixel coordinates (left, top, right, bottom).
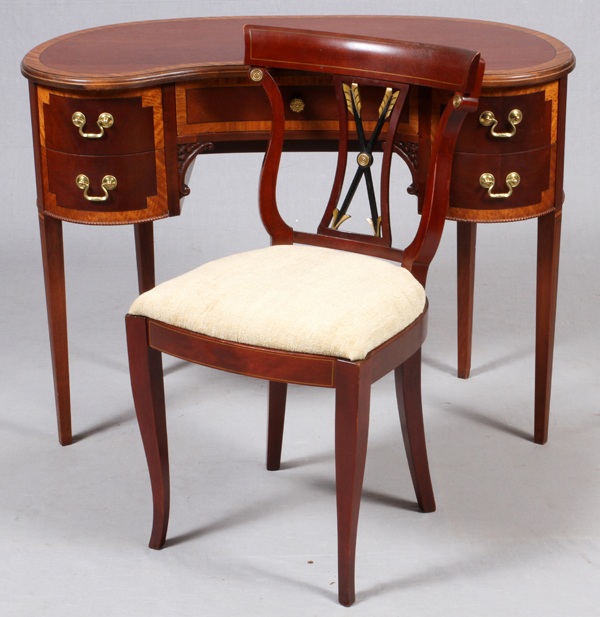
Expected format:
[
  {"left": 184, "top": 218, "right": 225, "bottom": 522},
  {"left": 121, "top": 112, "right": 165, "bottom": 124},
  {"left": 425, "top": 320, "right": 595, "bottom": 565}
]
[{"left": 129, "top": 244, "right": 426, "bottom": 361}]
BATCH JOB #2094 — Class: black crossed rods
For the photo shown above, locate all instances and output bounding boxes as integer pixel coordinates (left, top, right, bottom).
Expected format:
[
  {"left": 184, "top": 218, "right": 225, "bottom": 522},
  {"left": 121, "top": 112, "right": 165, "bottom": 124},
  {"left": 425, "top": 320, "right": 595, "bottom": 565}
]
[{"left": 331, "top": 84, "right": 401, "bottom": 236}]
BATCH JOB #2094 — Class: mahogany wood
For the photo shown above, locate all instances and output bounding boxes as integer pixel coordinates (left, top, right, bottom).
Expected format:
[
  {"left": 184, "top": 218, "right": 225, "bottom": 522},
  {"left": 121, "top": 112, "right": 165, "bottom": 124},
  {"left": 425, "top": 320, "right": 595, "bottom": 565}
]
[
  {"left": 39, "top": 213, "right": 71, "bottom": 445},
  {"left": 450, "top": 146, "right": 552, "bottom": 211},
  {"left": 23, "top": 16, "right": 575, "bottom": 590},
  {"left": 124, "top": 27, "right": 484, "bottom": 606},
  {"left": 334, "top": 359, "right": 371, "bottom": 607},
  {"left": 21, "top": 17, "right": 574, "bottom": 90},
  {"left": 455, "top": 89, "right": 552, "bottom": 154},
  {"left": 46, "top": 149, "right": 158, "bottom": 212},
  {"left": 457, "top": 221, "right": 477, "bottom": 379},
  {"left": 395, "top": 349, "right": 436, "bottom": 513},
  {"left": 535, "top": 211, "right": 561, "bottom": 445},
  {"left": 44, "top": 93, "right": 155, "bottom": 155},
  {"left": 126, "top": 315, "right": 169, "bottom": 549},
  {"left": 134, "top": 221, "right": 156, "bottom": 295},
  {"left": 148, "top": 320, "right": 336, "bottom": 387},
  {"left": 266, "top": 381, "right": 287, "bottom": 471}
]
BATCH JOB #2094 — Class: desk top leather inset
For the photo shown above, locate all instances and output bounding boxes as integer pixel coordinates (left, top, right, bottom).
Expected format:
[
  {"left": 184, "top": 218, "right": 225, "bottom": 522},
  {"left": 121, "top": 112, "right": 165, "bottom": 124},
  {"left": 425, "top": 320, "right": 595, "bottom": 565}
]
[{"left": 21, "top": 16, "right": 575, "bottom": 90}]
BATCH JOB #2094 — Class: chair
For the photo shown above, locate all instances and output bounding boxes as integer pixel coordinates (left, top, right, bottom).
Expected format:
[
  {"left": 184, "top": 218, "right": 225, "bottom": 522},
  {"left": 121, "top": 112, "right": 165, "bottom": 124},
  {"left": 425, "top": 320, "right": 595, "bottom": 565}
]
[{"left": 126, "top": 25, "right": 484, "bottom": 606}]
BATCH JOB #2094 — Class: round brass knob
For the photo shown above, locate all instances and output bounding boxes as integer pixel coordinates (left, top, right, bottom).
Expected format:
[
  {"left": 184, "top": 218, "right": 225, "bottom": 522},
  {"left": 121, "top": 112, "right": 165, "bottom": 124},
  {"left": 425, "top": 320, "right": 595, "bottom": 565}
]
[
  {"left": 357, "top": 153, "right": 371, "bottom": 167},
  {"left": 290, "top": 98, "right": 305, "bottom": 113}
]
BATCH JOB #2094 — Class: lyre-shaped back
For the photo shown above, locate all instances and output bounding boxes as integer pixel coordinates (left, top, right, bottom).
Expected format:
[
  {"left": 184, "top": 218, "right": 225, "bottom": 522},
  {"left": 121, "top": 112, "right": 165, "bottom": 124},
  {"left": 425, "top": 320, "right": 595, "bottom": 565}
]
[
  {"left": 244, "top": 25, "right": 484, "bottom": 285},
  {"left": 318, "top": 75, "right": 410, "bottom": 247}
]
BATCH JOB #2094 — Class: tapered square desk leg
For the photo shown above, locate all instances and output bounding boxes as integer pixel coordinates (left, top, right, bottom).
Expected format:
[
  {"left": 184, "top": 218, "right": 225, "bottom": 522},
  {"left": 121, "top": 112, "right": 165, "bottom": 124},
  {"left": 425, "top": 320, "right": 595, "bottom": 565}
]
[
  {"left": 534, "top": 210, "right": 561, "bottom": 445},
  {"left": 457, "top": 221, "right": 477, "bottom": 379},
  {"left": 39, "top": 213, "right": 71, "bottom": 445},
  {"left": 134, "top": 221, "right": 156, "bottom": 294}
]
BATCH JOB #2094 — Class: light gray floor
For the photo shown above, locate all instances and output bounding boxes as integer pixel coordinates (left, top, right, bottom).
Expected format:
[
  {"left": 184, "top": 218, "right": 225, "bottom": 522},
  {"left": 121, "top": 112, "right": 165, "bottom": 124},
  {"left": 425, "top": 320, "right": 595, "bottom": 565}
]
[{"left": 1, "top": 152, "right": 599, "bottom": 615}]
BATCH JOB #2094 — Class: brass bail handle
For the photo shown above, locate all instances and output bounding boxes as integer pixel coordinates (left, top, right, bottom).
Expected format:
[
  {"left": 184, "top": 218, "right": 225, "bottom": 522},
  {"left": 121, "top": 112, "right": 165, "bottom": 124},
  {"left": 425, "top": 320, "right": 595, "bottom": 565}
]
[
  {"left": 479, "top": 109, "right": 522, "bottom": 138},
  {"left": 72, "top": 112, "right": 114, "bottom": 139},
  {"left": 76, "top": 174, "right": 118, "bottom": 202},
  {"left": 479, "top": 172, "right": 520, "bottom": 199}
]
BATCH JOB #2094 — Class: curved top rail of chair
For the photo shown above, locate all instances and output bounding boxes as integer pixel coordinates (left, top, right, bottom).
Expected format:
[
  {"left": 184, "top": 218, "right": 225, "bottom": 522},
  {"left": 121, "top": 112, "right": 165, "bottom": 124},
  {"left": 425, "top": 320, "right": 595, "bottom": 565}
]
[
  {"left": 21, "top": 16, "right": 574, "bottom": 90},
  {"left": 244, "top": 25, "right": 481, "bottom": 95}
]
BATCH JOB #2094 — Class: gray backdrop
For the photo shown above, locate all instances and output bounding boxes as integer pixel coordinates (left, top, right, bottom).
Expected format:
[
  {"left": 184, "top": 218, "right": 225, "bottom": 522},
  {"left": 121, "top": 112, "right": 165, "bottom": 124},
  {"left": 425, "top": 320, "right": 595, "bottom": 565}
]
[{"left": 1, "top": 1, "right": 599, "bottom": 615}]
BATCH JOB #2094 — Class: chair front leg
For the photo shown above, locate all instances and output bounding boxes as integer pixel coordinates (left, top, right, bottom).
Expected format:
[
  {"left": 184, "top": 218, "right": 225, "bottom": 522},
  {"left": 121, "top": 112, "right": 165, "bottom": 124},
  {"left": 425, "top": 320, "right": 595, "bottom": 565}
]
[
  {"left": 395, "top": 349, "right": 436, "bottom": 513},
  {"left": 335, "top": 360, "right": 371, "bottom": 607},
  {"left": 266, "top": 381, "right": 287, "bottom": 471},
  {"left": 126, "top": 315, "right": 170, "bottom": 549}
]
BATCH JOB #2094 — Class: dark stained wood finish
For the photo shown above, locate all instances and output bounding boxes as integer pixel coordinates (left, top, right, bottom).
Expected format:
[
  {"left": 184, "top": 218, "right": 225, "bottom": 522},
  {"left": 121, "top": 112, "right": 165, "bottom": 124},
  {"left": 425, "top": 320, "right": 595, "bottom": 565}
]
[
  {"left": 533, "top": 75, "right": 568, "bottom": 445},
  {"left": 125, "top": 28, "right": 484, "bottom": 606},
  {"left": 266, "top": 381, "right": 287, "bottom": 471},
  {"left": 134, "top": 221, "right": 156, "bottom": 295},
  {"left": 22, "top": 17, "right": 574, "bottom": 90},
  {"left": 334, "top": 359, "right": 371, "bottom": 607},
  {"left": 450, "top": 145, "right": 552, "bottom": 211},
  {"left": 126, "top": 315, "right": 169, "bottom": 549},
  {"left": 46, "top": 149, "right": 158, "bottom": 213},
  {"left": 457, "top": 221, "right": 477, "bottom": 379},
  {"left": 24, "top": 17, "right": 574, "bottom": 594},
  {"left": 148, "top": 321, "right": 336, "bottom": 387},
  {"left": 44, "top": 93, "right": 155, "bottom": 155},
  {"left": 395, "top": 349, "right": 436, "bottom": 513},
  {"left": 455, "top": 89, "right": 553, "bottom": 154},
  {"left": 39, "top": 213, "right": 71, "bottom": 445}
]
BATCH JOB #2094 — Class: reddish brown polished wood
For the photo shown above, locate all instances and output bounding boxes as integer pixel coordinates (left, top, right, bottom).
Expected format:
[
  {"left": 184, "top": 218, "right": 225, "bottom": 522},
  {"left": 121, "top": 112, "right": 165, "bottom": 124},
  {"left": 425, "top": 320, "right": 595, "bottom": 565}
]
[
  {"left": 457, "top": 221, "right": 477, "bottom": 379},
  {"left": 23, "top": 19, "right": 573, "bottom": 458},
  {"left": 125, "top": 27, "right": 483, "bottom": 607}
]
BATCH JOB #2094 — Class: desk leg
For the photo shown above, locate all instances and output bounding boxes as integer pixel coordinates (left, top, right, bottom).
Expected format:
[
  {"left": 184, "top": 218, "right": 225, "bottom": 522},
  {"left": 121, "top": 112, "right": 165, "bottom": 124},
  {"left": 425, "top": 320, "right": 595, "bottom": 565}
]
[
  {"left": 457, "top": 221, "right": 477, "bottom": 379},
  {"left": 535, "top": 210, "right": 561, "bottom": 445},
  {"left": 39, "top": 213, "right": 72, "bottom": 446},
  {"left": 134, "top": 221, "right": 156, "bottom": 294}
]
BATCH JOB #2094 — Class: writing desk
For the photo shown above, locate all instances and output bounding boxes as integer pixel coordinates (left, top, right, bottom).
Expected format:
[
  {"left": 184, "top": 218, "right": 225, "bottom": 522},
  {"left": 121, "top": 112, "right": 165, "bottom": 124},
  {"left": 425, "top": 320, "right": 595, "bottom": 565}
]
[{"left": 21, "top": 16, "right": 575, "bottom": 446}]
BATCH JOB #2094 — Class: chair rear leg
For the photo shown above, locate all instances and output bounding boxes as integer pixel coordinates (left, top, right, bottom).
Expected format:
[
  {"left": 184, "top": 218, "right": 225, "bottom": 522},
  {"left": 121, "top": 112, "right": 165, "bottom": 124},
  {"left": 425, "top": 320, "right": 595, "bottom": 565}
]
[
  {"left": 266, "top": 381, "right": 287, "bottom": 470},
  {"left": 335, "top": 360, "right": 371, "bottom": 607},
  {"left": 126, "top": 315, "right": 170, "bottom": 549},
  {"left": 395, "top": 348, "right": 436, "bottom": 513}
]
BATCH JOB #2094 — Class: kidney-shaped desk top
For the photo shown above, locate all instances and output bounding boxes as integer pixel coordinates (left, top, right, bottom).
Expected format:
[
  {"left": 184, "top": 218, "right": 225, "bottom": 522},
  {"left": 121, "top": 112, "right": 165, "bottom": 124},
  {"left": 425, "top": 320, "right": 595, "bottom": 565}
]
[{"left": 22, "top": 16, "right": 575, "bottom": 446}]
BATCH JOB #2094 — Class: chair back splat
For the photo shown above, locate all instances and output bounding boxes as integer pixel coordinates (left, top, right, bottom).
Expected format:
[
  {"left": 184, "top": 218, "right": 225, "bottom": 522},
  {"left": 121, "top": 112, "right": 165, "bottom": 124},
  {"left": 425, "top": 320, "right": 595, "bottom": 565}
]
[
  {"left": 245, "top": 24, "right": 484, "bottom": 285},
  {"left": 126, "top": 25, "right": 484, "bottom": 608}
]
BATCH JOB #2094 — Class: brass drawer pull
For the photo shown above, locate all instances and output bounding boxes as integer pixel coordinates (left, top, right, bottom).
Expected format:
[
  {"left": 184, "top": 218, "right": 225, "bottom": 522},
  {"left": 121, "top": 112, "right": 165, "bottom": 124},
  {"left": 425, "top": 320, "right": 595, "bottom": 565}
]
[
  {"left": 479, "top": 172, "right": 520, "bottom": 198},
  {"left": 76, "top": 174, "right": 117, "bottom": 201},
  {"left": 72, "top": 111, "right": 114, "bottom": 139},
  {"left": 479, "top": 109, "right": 522, "bottom": 138},
  {"left": 290, "top": 98, "right": 305, "bottom": 113}
]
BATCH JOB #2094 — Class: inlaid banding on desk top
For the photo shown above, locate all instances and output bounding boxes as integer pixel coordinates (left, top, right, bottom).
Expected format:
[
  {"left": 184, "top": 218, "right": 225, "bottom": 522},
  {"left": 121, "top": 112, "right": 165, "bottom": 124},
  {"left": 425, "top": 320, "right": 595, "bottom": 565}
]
[{"left": 22, "top": 16, "right": 575, "bottom": 90}]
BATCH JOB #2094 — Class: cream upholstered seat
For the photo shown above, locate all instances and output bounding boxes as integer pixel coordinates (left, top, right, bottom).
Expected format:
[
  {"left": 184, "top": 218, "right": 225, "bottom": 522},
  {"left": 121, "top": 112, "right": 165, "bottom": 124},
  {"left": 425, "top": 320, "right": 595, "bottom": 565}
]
[
  {"left": 129, "top": 244, "right": 426, "bottom": 362},
  {"left": 126, "top": 24, "right": 484, "bottom": 608}
]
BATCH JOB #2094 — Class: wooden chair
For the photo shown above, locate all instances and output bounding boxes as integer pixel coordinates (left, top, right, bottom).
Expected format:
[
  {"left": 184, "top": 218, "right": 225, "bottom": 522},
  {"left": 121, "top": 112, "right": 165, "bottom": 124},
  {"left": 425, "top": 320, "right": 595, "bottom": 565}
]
[{"left": 126, "top": 25, "right": 484, "bottom": 606}]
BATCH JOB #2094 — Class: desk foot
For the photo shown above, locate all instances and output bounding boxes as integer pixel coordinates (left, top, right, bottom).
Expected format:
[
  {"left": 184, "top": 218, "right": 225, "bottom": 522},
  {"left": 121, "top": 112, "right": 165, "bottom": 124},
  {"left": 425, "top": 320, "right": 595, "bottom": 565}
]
[
  {"left": 39, "top": 214, "right": 72, "bottom": 446},
  {"left": 457, "top": 221, "right": 477, "bottom": 379},
  {"left": 534, "top": 210, "right": 561, "bottom": 445}
]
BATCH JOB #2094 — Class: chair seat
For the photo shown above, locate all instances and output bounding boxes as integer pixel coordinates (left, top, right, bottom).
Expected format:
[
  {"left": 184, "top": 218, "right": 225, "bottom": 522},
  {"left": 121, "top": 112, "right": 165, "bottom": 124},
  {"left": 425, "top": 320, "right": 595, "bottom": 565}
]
[{"left": 129, "top": 244, "right": 426, "bottom": 361}]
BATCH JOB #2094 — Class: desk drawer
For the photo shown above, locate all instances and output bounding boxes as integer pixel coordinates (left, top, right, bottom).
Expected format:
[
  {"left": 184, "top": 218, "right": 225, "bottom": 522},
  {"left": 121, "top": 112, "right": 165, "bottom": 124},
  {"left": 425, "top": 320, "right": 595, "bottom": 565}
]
[
  {"left": 41, "top": 149, "right": 169, "bottom": 224},
  {"left": 448, "top": 146, "right": 555, "bottom": 221},
  {"left": 177, "top": 77, "right": 415, "bottom": 137},
  {"left": 455, "top": 88, "right": 554, "bottom": 155},
  {"left": 39, "top": 87, "right": 164, "bottom": 156}
]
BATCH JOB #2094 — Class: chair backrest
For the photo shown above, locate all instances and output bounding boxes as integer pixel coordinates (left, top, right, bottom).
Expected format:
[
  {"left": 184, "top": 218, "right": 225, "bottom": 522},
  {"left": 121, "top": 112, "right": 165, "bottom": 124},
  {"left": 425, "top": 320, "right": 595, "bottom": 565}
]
[{"left": 244, "top": 25, "right": 484, "bottom": 285}]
